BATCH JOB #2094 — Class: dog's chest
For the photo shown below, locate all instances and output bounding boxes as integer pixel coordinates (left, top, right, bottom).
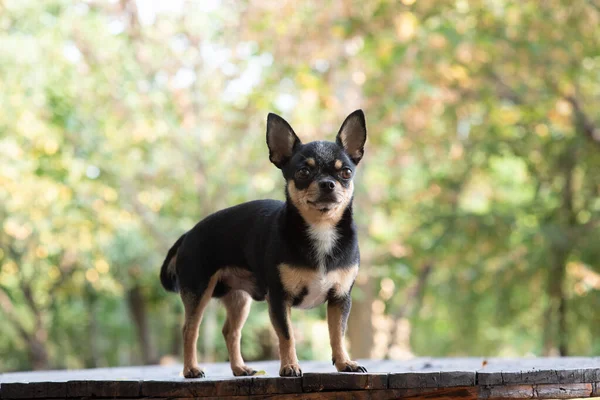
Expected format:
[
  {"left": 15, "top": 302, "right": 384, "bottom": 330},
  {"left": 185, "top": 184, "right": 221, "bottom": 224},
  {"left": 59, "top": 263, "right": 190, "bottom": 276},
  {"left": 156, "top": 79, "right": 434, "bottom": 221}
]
[
  {"left": 279, "top": 264, "right": 358, "bottom": 309},
  {"left": 307, "top": 224, "right": 339, "bottom": 267}
]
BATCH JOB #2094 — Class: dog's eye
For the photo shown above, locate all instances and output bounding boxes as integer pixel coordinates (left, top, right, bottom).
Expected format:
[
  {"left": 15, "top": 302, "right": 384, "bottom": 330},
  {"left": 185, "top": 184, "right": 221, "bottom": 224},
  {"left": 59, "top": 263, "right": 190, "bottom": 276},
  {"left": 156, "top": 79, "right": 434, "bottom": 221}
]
[
  {"left": 296, "top": 168, "right": 311, "bottom": 180},
  {"left": 340, "top": 168, "right": 352, "bottom": 180}
]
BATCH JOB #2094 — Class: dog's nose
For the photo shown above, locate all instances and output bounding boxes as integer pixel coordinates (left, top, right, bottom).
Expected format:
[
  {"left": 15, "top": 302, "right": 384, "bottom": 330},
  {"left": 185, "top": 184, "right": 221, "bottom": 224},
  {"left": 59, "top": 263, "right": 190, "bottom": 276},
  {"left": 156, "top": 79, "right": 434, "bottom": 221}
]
[{"left": 318, "top": 180, "right": 336, "bottom": 192}]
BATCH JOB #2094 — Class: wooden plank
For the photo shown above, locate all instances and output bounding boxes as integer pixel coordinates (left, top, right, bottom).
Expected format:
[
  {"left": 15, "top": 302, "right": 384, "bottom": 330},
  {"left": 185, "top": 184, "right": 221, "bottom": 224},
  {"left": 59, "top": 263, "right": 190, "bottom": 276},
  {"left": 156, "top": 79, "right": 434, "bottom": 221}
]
[
  {"left": 162, "top": 386, "right": 478, "bottom": 399},
  {"left": 0, "top": 382, "right": 67, "bottom": 399},
  {"left": 247, "top": 376, "right": 302, "bottom": 395},
  {"left": 66, "top": 380, "right": 141, "bottom": 397},
  {"left": 1, "top": 358, "right": 598, "bottom": 399},
  {"left": 534, "top": 383, "right": 593, "bottom": 399},
  {"left": 480, "top": 383, "right": 593, "bottom": 399},
  {"left": 478, "top": 372, "right": 504, "bottom": 386},
  {"left": 389, "top": 371, "right": 475, "bottom": 388},
  {"left": 302, "top": 372, "right": 388, "bottom": 392},
  {"left": 480, "top": 384, "right": 534, "bottom": 399},
  {"left": 478, "top": 368, "right": 600, "bottom": 386},
  {"left": 502, "top": 371, "right": 557, "bottom": 385},
  {"left": 583, "top": 368, "right": 600, "bottom": 382},
  {"left": 140, "top": 376, "right": 303, "bottom": 398}
]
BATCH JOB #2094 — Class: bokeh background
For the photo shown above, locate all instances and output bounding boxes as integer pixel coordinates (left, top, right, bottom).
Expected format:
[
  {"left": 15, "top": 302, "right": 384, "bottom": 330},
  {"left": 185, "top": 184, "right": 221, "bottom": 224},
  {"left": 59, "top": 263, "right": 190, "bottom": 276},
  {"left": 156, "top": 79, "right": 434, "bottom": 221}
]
[{"left": 1, "top": 0, "right": 599, "bottom": 372}]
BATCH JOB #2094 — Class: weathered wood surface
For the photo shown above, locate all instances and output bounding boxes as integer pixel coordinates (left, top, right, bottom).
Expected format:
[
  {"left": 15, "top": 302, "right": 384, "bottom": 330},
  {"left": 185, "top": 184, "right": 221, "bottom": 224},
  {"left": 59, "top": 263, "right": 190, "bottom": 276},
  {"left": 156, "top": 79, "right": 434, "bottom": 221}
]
[{"left": 1, "top": 358, "right": 599, "bottom": 399}]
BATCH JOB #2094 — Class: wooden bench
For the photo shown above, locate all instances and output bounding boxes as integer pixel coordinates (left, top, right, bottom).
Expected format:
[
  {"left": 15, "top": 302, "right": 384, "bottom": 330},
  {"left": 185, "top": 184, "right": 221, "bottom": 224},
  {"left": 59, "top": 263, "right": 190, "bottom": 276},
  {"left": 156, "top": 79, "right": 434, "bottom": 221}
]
[{"left": 1, "top": 358, "right": 599, "bottom": 399}]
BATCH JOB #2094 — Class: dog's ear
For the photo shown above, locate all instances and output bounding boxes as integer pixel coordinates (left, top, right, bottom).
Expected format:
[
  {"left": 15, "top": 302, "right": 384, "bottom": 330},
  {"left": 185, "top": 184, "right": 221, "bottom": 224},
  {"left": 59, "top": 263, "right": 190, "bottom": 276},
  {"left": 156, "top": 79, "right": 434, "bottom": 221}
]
[
  {"left": 266, "top": 113, "right": 302, "bottom": 169},
  {"left": 336, "top": 110, "right": 367, "bottom": 165}
]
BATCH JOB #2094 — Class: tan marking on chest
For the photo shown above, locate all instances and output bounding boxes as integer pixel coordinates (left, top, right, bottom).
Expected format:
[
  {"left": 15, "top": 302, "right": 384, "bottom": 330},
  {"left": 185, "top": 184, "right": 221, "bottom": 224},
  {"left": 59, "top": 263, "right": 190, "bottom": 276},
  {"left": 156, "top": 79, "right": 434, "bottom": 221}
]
[{"left": 279, "top": 264, "right": 358, "bottom": 309}]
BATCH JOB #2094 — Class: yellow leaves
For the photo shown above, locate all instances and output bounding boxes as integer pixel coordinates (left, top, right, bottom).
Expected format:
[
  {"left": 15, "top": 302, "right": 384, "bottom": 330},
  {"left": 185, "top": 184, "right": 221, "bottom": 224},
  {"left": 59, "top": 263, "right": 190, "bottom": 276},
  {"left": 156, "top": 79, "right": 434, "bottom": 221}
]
[
  {"left": 137, "top": 191, "right": 163, "bottom": 212},
  {"left": 368, "top": 210, "right": 396, "bottom": 240},
  {"left": 376, "top": 38, "right": 395, "bottom": 60},
  {"left": 401, "top": 0, "right": 416, "bottom": 5},
  {"left": 3, "top": 260, "right": 18, "bottom": 276},
  {"left": 3, "top": 218, "right": 32, "bottom": 240},
  {"left": 251, "top": 174, "right": 275, "bottom": 193},
  {"left": 85, "top": 269, "right": 99, "bottom": 283},
  {"left": 568, "top": 262, "right": 600, "bottom": 295},
  {"left": 379, "top": 278, "right": 395, "bottom": 301},
  {"left": 449, "top": 64, "right": 469, "bottom": 84},
  {"left": 119, "top": 210, "right": 133, "bottom": 223},
  {"left": 455, "top": 43, "right": 473, "bottom": 64},
  {"left": 254, "top": 370, "right": 267, "bottom": 376},
  {"left": 103, "top": 187, "right": 118, "bottom": 202},
  {"left": 44, "top": 139, "right": 59, "bottom": 155},
  {"left": 555, "top": 99, "right": 572, "bottom": 116},
  {"left": 35, "top": 246, "right": 48, "bottom": 259},
  {"left": 296, "top": 70, "right": 320, "bottom": 89},
  {"left": 394, "top": 12, "right": 418, "bottom": 42},
  {"left": 449, "top": 143, "right": 464, "bottom": 160},
  {"left": 352, "top": 71, "right": 366, "bottom": 85},
  {"left": 331, "top": 25, "right": 346, "bottom": 39},
  {"left": 59, "top": 186, "right": 73, "bottom": 202},
  {"left": 78, "top": 230, "right": 94, "bottom": 252},
  {"left": 534, "top": 124, "right": 549, "bottom": 138},
  {"left": 95, "top": 259, "right": 110, "bottom": 274},
  {"left": 439, "top": 63, "right": 470, "bottom": 85},
  {"left": 547, "top": 100, "right": 572, "bottom": 129},
  {"left": 47, "top": 266, "right": 60, "bottom": 280},
  {"left": 372, "top": 298, "right": 386, "bottom": 314},
  {"left": 428, "top": 33, "right": 447, "bottom": 49},
  {"left": 490, "top": 105, "right": 521, "bottom": 127},
  {"left": 389, "top": 242, "right": 411, "bottom": 258},
  {"left": 0, "top": 260, "right": 19, "bottom": 291}
]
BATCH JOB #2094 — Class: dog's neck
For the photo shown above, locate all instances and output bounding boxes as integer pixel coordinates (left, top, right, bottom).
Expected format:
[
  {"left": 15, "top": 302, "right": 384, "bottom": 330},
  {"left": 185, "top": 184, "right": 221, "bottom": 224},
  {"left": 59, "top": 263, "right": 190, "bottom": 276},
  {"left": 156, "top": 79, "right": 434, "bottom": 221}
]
[{"left": 283, "top": 198, "right": 354, "bottom": 270}]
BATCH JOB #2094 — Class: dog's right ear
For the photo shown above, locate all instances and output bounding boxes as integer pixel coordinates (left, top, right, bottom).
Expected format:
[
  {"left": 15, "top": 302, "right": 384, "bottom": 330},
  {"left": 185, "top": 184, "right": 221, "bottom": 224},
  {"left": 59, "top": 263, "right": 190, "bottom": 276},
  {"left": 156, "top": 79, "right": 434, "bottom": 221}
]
[{"left": 266, "top": 113, "right": 302, "bottom": 169}]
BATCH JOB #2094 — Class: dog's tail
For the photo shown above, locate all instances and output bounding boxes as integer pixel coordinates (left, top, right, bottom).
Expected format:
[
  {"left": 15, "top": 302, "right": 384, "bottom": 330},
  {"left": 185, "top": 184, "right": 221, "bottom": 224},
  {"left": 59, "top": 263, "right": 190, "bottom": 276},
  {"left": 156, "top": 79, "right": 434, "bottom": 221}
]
[{"left": 160, "top": 234, "right": 186, "bottom": 293}]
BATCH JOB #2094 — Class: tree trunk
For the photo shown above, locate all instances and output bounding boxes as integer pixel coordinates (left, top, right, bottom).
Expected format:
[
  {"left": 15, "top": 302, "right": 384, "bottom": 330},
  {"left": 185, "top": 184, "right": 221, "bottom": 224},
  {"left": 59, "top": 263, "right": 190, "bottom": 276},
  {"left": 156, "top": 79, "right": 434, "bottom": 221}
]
[
  {"left": 347, "top": 278, "right": 374, "bottom": 358},
  {"left": 28, "top": 336, "right": 49, "bottom": 370},
  {"left": 544, "top": 247, "right": 569, "bottom": 356},
  {"left": 127, "top": 285, "right": 155, "bottom": 364},
  {"left": 543, "top": 143, "right": 577, "bottom": 356}
]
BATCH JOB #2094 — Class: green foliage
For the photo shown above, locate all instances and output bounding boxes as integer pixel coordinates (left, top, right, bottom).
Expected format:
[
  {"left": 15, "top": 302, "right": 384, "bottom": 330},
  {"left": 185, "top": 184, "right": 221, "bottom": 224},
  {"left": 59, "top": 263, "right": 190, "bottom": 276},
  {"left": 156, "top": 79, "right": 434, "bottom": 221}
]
[{"left": 0, "top": 0, "right": 598, "bottom": 372}]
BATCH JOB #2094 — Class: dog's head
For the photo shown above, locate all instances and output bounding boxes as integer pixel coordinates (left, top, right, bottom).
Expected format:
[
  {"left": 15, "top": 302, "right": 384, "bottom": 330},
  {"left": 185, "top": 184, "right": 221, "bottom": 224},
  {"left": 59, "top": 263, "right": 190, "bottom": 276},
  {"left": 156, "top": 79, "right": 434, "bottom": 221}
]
[{"left": 266, "top": 110, "right": 367, "bottom": 226}]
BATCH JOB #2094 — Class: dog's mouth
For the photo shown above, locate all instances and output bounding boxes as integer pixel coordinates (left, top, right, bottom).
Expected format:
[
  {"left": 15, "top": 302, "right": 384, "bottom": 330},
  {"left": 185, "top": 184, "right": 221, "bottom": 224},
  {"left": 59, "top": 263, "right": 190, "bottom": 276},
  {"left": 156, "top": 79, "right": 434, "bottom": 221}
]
[{"left": 307, "top": 200, "right": 339, "bottom": 213}]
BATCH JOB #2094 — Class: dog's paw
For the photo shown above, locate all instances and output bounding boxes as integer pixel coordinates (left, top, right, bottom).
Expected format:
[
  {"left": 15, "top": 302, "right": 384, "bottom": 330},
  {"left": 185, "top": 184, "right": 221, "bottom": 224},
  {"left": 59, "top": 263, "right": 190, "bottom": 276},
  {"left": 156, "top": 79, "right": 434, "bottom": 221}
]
[
  {"left": 279, "top": 363, "right": 302, "bottom": 377},
  {"left": 183, "top": 365, "right": 205, "bottom": 378},
  {"left": 232, "top": 365, "right": 257, "bottom": 376},
  {"left": 335, "top": 360, "right": 367, "bottom": 373}
]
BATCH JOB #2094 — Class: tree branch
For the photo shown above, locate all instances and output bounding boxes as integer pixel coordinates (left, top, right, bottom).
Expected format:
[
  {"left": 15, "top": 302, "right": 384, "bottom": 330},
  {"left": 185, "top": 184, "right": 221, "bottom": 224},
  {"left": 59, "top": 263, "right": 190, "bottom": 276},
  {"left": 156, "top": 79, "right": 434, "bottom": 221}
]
[
  {"left": 565, "top": 95, "right": 600, "bottom": 147},
  {"left": 0, "top": 285, "right": 31, "bottom": 341}
]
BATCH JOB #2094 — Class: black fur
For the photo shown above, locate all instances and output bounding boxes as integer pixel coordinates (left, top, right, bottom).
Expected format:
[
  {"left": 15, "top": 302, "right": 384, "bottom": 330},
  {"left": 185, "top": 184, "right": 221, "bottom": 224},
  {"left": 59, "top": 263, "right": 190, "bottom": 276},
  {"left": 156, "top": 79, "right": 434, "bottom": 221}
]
[{"left": 160, "top": 233, "right": 185, "bottom": 292}]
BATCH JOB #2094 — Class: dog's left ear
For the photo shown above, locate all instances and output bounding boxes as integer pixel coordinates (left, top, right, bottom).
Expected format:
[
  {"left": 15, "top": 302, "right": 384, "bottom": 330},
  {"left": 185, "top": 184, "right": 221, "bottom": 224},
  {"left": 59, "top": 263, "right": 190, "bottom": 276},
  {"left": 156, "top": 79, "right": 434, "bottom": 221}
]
[{"left": 336, "top": 109, "right": 367, "bottom": 165}]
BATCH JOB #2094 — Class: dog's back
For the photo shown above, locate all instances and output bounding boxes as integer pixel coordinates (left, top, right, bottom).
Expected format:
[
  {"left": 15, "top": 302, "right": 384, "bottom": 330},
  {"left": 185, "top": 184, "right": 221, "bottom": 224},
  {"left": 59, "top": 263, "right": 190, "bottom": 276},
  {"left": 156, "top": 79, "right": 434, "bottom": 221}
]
[{"left": 160, "top": 199, "right": 283, "bottom": 296}]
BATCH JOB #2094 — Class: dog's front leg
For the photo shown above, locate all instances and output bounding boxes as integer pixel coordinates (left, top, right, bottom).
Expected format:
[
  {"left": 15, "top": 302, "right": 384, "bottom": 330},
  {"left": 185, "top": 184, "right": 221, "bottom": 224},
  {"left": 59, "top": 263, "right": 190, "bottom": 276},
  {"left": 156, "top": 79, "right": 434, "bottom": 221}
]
[
  {"left": 268, "top": 297, "right": 302, "bottom": 377},
  {"left": 327, "top": 295, "right": 367, "bottom": 373}
]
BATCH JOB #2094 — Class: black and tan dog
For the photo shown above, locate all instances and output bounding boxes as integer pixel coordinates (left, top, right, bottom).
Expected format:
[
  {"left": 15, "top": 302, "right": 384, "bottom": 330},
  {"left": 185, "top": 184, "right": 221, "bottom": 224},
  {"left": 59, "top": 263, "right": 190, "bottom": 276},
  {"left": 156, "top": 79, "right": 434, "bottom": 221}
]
[{"left": 160, "top": 110, "right": 368, "bottom": 378}]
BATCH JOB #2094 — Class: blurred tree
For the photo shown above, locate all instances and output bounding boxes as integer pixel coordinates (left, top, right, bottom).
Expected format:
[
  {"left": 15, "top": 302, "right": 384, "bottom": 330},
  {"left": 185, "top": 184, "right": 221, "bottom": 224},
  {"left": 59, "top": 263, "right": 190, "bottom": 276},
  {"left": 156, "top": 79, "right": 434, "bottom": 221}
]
[{"left": 0, "top": 0, "right": 598, "bottom": 372}]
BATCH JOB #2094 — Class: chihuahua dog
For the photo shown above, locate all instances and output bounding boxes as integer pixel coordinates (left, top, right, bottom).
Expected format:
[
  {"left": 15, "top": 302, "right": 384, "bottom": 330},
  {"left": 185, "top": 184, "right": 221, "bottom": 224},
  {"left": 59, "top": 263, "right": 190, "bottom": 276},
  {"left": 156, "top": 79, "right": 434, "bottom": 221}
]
[{"left": 160, "top": 110, "right": 367, "bottom": 378}]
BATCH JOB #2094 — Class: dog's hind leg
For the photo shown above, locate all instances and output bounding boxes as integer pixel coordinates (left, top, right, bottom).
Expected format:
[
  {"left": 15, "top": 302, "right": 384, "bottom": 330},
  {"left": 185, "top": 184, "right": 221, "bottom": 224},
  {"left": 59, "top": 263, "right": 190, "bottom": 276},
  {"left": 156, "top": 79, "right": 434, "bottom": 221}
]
[
  {"left": 181, "top": 274, "right": 219, "bottom": 378},
  {"left": 221, "top": 290, "right": 255, "bottom": 376}
]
